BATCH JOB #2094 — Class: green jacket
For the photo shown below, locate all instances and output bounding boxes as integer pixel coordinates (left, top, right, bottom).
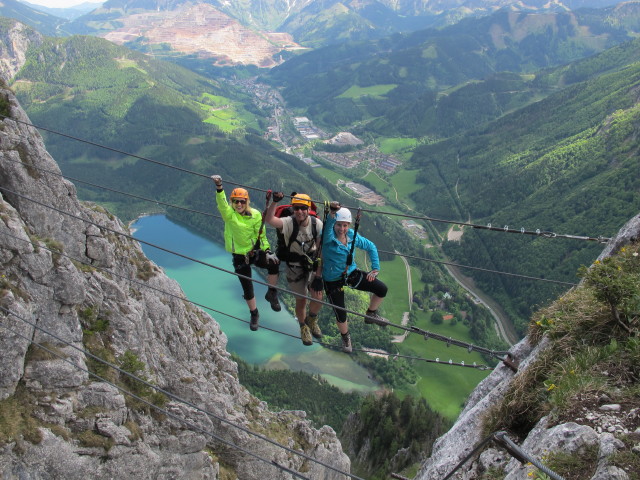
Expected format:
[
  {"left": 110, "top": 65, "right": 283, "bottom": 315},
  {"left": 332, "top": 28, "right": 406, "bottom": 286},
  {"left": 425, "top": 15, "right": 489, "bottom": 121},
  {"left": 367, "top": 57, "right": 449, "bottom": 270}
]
[{"left": 216, "top": 190, "right": 270, "bottom": 254}]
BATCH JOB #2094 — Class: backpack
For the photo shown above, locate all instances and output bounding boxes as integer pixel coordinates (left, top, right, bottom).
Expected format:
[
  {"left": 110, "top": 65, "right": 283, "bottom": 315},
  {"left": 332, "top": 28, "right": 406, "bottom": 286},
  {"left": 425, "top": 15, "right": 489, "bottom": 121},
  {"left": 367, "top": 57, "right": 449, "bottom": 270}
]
[{"left": 274, "top": 201, "right": 319, "bottom": 268}]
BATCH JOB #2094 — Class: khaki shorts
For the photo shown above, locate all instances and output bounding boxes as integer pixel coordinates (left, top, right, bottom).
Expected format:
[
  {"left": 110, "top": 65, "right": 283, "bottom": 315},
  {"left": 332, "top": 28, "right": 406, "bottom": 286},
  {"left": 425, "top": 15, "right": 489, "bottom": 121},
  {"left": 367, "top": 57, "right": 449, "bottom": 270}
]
[{"left": 286, "top": 264, "right": 316, "bottom": 296}]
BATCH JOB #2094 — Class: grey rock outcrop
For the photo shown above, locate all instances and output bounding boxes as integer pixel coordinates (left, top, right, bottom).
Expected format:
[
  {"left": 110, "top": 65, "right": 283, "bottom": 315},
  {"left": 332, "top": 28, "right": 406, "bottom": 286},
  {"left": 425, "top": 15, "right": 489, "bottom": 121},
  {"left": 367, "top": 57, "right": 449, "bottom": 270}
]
[
  {"left": 0, "top": 86, "right": 350, "bottom": 478},
  {"left": 0, "top": 22, "right": 42, "bottom": 82}
]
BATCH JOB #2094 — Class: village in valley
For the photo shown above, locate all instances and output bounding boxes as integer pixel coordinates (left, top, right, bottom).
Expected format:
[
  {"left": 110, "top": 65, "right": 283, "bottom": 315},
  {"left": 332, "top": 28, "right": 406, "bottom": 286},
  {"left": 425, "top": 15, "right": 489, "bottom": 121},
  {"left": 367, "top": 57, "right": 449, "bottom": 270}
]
[{"left": 231, "top": 78, "right": 402, "bottom": 207}]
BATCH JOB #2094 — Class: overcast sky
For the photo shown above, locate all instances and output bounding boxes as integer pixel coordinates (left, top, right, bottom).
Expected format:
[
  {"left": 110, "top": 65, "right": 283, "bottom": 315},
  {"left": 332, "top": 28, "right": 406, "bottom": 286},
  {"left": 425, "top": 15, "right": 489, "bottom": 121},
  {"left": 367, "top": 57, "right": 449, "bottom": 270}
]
[{"left": 26, "top": 0, "right": 102, "bottom": 8}]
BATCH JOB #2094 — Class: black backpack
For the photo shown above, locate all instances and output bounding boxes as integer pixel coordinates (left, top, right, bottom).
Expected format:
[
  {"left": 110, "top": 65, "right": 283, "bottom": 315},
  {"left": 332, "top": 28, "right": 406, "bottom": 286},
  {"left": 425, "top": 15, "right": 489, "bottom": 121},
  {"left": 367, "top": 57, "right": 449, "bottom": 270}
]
[{"left": 273, "top": 203, "right": 319, "bottom": 268}]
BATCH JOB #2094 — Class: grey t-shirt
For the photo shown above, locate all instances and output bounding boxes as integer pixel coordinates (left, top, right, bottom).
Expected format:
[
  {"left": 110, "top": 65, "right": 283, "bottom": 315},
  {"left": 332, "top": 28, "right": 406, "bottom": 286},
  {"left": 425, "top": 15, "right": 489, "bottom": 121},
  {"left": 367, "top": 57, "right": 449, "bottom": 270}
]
[{"left": 281, "top": 216, "right": 323, "bottom": 265}]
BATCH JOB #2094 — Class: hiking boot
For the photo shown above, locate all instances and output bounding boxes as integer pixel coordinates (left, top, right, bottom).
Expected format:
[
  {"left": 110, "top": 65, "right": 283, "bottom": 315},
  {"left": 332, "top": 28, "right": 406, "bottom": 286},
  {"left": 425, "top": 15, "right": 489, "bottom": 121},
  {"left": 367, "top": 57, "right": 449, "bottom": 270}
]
[
  {"left": 341, "top": 332, "right": 352, "bottom": 354},
  {"left": 305, "top": 315, "right": 322, "bottom": 339},
  {"left": 364, "top": 309, "right": 388, "bottom": 327},
  {"left": 300, "top": 324, "right": 313, "bottom": 346},
  {"left": 250, "top": 309, "right": 259, "bottom": 331},
  {"left": 265, "top": 288, "right": 281, "bottom": 312}
]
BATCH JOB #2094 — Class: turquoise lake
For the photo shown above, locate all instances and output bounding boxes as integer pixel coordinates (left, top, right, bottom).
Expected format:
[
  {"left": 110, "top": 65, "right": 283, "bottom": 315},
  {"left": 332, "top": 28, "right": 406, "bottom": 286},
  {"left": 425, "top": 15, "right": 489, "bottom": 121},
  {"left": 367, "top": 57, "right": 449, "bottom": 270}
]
[{"left": 131, "top": 214, "right": 378, "bottom": 393}]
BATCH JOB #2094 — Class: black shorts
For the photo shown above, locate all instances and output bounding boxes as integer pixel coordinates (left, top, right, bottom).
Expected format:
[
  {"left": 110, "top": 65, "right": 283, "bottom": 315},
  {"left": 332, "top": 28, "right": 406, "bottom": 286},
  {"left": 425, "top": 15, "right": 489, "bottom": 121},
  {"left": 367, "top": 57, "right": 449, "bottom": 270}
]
[
  {"left": 232, "top": 251, "right": 279, "bottom": 300},
  {"left": 324, "top": 270, "right": 387, "bottom": 323}
]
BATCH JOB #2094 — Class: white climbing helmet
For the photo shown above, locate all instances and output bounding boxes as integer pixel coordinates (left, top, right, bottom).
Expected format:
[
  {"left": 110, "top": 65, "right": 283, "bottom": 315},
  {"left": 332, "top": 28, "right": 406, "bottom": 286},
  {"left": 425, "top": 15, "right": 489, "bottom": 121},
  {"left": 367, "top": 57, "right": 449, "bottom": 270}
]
[{"left": 335, "top": 207, "right": 352, "bottom": 223}]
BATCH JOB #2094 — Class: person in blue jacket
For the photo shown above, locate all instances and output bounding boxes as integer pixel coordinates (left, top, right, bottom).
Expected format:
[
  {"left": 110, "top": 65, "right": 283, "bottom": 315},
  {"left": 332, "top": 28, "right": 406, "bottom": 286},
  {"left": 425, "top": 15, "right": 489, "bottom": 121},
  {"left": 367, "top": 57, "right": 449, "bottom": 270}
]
[{"left": 322, "top": 203, "right": 388, "bottom": 353}]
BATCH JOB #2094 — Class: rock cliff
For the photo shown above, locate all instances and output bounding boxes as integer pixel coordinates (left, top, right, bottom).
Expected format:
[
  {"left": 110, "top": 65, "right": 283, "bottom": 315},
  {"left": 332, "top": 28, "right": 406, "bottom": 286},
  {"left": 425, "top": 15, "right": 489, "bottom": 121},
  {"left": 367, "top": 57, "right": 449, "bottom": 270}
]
[
  {"left": 414, "top": 215, "right": 640, "bottom": 479},
  {"left": 0, "top": 87, "right": 350, "bottom": 479}
]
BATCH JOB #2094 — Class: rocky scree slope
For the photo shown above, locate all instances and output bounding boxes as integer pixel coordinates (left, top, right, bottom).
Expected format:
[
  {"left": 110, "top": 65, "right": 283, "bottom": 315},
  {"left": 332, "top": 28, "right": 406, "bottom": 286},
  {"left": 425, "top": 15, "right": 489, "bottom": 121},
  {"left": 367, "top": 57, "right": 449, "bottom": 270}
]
[{"left": 0, "top": 86, "right": 350, "bottom": 479}]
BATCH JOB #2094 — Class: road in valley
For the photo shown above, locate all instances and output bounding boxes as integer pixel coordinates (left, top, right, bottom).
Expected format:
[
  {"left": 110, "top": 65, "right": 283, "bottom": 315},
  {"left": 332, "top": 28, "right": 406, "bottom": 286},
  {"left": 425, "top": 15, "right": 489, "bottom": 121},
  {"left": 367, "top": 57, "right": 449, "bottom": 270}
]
[{"left": 442, "top": 261, "right": 519, "bottom": 346}]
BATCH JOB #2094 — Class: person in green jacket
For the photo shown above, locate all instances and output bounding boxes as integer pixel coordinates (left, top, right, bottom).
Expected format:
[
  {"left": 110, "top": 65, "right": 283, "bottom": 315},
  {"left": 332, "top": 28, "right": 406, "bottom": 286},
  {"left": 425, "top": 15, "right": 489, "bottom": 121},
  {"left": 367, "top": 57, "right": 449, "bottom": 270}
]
[{"left": 212, "top": 175, "right": 280, "bottom": 331}]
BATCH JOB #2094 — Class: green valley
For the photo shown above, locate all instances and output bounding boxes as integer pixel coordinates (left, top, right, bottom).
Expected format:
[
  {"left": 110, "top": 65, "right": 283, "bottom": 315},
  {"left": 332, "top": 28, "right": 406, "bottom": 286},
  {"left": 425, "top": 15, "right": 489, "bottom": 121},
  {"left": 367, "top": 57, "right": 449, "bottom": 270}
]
[
  {"left": 3, "top": 6, "right": 640, "bottom": 476},
  {"left": 263, "top": 18, "right": 640, "bottom": 336}
]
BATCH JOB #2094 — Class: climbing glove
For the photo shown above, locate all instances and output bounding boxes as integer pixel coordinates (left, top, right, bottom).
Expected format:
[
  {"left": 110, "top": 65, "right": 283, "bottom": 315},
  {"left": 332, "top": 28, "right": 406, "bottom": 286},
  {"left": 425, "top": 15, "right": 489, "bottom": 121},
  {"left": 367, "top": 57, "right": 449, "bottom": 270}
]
[
  {"left": 310, "top": 276, "right": 324, "bottom": 293},
  {"left": 265, "top": 250, "right": 280, "bottom": 265}
]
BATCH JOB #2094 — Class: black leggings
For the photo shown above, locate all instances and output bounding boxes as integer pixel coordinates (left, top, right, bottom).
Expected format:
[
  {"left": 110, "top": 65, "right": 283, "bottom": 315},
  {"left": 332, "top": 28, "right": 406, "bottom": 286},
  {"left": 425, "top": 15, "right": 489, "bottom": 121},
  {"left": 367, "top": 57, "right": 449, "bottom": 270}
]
[
  {"left": 324, "top": 270, "right": 388, "bottom": 324},
  {"left": 232, "top": 252, "right": 279, "bottom": 301}
]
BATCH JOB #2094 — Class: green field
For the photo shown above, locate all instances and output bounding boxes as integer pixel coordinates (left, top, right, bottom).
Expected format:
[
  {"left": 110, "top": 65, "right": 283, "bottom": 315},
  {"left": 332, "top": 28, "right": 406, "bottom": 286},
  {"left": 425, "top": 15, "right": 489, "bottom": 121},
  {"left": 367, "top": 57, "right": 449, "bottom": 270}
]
[
  {"left": 390, "top": 169, "right": 422, "bottom": 208},
  {"left": 377, "top": 137, "right": 418, "bottom": 155},
  {"left": 315, "top": 167, "right": 346, "bottom": 186},
  {"left": 375, "top": 256, "right": 491, "bottom": 420},
  {"left": 362, "top": 171, "right": 394, "bottom": 196},
  {"left": 198, "top": 94, "right": 261, "bottom": 132},
  {"left": 337, "top": 84, "right": 398, "bottom": 99},
  {"left": 201, "top": 92, "right": 230, "bottom": 106}
]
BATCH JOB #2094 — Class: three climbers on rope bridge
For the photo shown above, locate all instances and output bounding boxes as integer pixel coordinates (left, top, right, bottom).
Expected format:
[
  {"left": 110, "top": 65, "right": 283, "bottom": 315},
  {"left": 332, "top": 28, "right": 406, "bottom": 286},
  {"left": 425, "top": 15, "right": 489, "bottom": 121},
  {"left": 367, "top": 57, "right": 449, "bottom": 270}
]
[{"left": 212, "top": 175, "right": 388, "bottom": 353}]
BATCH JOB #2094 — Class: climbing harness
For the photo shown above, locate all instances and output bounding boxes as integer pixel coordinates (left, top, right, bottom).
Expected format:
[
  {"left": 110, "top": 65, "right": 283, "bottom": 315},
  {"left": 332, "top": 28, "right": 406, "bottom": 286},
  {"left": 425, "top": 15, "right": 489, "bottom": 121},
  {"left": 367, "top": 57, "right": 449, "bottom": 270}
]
[
  {"left": 273, "top": 193, "right": 320, "bottom": 271},
  {"left": 341, "top": 207, "right": 362, "bottom": 284},
  {"left": 246, "top": 189, "right": 272, "bottom": 264}
]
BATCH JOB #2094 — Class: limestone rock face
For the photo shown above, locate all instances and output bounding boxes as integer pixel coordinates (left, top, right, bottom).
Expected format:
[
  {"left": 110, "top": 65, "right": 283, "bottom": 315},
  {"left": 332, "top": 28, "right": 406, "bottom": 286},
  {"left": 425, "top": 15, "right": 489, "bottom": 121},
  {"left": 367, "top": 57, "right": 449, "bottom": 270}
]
[
  {"left": 0, "top": 22, "right": 42, "bottom": 82},
  {"left": 0, "top": 87, "right": 350, "bottom": 479}
]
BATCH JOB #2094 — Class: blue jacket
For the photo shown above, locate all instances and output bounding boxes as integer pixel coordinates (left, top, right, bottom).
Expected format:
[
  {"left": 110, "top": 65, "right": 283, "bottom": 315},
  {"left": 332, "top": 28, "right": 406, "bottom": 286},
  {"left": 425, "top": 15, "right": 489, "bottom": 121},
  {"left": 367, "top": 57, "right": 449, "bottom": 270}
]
[{"left": 322, "top": 214, "right": 380, "bottom": 282}]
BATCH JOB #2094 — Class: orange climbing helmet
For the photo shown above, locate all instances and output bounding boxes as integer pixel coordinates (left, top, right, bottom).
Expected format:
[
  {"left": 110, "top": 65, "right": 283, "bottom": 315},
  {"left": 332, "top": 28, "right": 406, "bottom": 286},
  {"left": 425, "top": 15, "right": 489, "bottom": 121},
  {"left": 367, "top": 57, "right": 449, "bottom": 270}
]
[
  {"left": 291, "top": 193, "right": 311, "bottom": 207},
  {"left": 230, "top": 188, "right": 249, "bottom": 200}
]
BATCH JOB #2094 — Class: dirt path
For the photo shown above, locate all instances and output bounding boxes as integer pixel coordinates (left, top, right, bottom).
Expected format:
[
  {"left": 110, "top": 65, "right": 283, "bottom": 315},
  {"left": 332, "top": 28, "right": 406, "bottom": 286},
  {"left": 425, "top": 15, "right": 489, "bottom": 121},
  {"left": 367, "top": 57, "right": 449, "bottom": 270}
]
[{"left": 391, "top": 312, "right": 410, "bottom": 343}]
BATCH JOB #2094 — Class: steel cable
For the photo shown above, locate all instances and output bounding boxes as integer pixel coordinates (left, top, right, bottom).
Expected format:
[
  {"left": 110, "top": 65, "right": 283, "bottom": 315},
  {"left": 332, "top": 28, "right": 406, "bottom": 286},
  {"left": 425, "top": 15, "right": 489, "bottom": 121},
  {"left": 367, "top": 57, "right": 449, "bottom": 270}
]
[
  {"left": 0, "top": 308, "right": 316, "bottom": 480},
  {"left": 0, "top": 115, "right": 611, "bottom": 243},
  {"left": 0, "top": 226, "right": 494, "bottom": 371},
  {"left": 1, "top": 157, "right": 577, "bottom": 287},
  {"left": 0, "top": 185, "right": 510, "bottom": 360}
]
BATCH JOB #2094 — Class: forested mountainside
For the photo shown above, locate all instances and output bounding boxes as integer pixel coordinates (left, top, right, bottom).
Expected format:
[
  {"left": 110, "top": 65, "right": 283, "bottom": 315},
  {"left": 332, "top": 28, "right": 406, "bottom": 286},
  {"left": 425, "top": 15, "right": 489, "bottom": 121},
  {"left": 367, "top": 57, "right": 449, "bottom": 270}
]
[
  {"left": 0, "top": 0, "right": 63, "bottom": 36},
  {"left": 265, "top": 3, "right": 640, "bottom": 131},
  {"left": 4, "top": 29, "right": 307, "bottom": 215},
  {"left": 410, "top": 43, "right": 640, "bottom": 333}
]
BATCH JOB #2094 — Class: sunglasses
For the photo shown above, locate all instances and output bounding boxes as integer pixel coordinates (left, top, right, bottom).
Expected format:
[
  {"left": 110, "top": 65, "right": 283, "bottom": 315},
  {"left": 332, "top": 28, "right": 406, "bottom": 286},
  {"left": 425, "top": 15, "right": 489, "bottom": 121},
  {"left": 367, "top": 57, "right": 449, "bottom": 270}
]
[
  {"left": 292, "top": 205, "right": 308, "bottom": 211},
  {"left": 232, "top": 199, "right": 247, "bottom": 205}
]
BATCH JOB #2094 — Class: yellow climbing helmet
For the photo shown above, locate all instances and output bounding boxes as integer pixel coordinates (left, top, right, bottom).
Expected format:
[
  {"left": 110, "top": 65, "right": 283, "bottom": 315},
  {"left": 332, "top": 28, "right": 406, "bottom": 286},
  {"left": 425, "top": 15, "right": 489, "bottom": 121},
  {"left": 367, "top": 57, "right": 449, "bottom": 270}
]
[{"left": 291, "top": 193, "right": 311, "bottom": 207}]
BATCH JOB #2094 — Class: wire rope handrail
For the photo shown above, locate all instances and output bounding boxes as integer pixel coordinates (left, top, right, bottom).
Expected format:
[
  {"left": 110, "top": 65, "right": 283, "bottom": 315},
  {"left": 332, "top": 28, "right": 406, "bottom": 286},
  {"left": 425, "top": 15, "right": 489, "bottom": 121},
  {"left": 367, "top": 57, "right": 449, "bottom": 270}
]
[
  {"left": 0, "top": 229, "right": 494, "bottom": 371},
  {"left": 0, "top": 114, "right": 612, "bottom": 243},
  {"left": 0, "top": 185, "right": 517, "bottom": 363},
  {"left": 2, "top": 156, "right": 578, "bottom": 287}
]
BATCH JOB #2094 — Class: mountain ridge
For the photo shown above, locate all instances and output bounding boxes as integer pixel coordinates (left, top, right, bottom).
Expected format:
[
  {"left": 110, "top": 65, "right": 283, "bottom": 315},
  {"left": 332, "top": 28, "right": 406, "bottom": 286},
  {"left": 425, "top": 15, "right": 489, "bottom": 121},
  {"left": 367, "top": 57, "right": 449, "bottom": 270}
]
[{"left": 62, "top": 0, "right": 636, "bottom": 61}]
